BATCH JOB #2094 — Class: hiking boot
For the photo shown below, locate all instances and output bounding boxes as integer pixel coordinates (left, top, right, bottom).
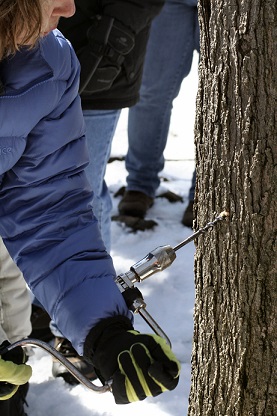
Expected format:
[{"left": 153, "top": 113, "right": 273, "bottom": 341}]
[
  {"left": 118, "top": 190, "right": 154, "bottom": 218},
  {"left": 52, "top": 337, "right": 97, "bottom": 385},
  {"left": 30, "top": 304, "right": 54, "bottom": 342},
  {"left": 182, "top": 201, "right": 194, "bottom": 228}
]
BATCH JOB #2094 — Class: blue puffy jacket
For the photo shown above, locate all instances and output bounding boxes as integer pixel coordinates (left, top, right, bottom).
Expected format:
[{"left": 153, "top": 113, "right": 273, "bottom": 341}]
[{"left": 0, "top": 30, "right": 132, "bottom": 354}]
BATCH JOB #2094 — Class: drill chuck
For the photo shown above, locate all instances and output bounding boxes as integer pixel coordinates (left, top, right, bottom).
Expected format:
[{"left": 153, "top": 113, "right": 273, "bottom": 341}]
[{"left": 131, "top": 245, "right": 176, "bottom": 282}]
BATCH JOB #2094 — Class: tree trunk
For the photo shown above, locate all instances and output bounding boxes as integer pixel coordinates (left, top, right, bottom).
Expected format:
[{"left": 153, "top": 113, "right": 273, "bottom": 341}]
[{"left": 188, "top": 1, "right": 276, "bottom": 415}]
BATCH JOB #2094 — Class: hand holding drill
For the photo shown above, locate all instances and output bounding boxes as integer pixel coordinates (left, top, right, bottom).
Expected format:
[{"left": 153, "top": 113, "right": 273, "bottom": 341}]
[
  {"left": 84, "top": 316, "right": 180, "bottom": 404},
  {"left": 0, "top": 341, "right": 32, "bottom": 400}
]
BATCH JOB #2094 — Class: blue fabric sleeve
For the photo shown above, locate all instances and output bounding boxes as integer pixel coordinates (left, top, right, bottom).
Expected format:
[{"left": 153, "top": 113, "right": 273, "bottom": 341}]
[{"left": 0, "top": 32, "right": 132, "bottom": 354}]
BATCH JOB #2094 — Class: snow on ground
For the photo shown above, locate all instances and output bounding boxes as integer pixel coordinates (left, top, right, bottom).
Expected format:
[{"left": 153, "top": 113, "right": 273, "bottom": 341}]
[{"left": 26, "top": 53, "right": 199, "bottom": 416}]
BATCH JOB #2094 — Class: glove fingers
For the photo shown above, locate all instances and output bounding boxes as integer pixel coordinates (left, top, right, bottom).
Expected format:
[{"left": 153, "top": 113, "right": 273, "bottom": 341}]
[
  {"left": 112, "top": 370, "right": 132, "bottom": 404},
  {"left": 115, "top": 344, "right": 163, "bottom": 403},
  {"left": 148, "top": 361, "right": 180, "bottom": 391},
  {"left": 146, "top": 335, "right": 181, "bottom": 378},
  {"left": 131, "top": 343, "right": 178, "bottom": 392},
  {"left": 114, "top": 350, "right": 147, "bottom": 403},
  {"left": 130, "top": 344, "right": 163, "bottom": 396},
  {"left": 0, "top": 359, "right": 32, "bottom": 385},
  {"left": 0, "top": 384, "right": 19, "bottom": 400}
]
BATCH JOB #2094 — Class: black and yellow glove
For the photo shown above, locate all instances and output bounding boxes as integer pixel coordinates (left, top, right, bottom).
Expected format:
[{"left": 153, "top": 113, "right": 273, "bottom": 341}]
[
  {"left": 84, "top": 317, "right": 180, "bottom": 404},
  {"left": 0, "top": 341, "right": 32, "bottom": 400}
]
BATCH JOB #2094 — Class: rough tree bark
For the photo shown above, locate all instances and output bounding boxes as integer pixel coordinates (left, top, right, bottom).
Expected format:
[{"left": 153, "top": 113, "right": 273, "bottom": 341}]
[{"left": 188, "top": 1, "right": 276, "bottom": 415}]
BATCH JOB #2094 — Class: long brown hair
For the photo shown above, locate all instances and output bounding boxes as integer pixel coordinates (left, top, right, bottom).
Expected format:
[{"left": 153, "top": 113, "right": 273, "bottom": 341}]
[{"left": 0, "top": 0, "right": 42, "bottom": 60}]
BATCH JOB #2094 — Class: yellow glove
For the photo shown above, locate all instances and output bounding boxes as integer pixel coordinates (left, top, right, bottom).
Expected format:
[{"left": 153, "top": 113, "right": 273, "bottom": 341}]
[{"left": 0, "top": 343, "right": 32, "bottom": 400}]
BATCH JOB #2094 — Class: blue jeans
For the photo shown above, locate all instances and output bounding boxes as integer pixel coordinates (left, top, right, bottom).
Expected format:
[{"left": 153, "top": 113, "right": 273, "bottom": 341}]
[
  {"left": 84, "top": 109, "right": 121, "bottom": 253},
  {"left": 126, "top": 0, "right": 199, "bottom": 201}
]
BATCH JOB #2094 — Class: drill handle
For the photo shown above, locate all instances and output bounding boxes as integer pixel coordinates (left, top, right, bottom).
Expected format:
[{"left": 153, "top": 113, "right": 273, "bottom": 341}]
[
  {"left": 122, "top": 287, "right": 171, "bottom": 346},
  {"left": 138, "top": 307, "right": 172, "bottom": 347}
]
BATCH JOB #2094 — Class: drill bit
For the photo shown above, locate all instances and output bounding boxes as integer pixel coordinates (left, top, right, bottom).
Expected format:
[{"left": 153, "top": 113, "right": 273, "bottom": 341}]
[{"left": 173, "top": 211, "right": 229, "bottom": 252}]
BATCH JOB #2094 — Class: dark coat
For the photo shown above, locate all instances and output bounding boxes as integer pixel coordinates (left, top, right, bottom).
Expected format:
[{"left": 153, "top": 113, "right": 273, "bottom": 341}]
[{"left": 58, "top": 0, "right": 164, "bottom": 110}]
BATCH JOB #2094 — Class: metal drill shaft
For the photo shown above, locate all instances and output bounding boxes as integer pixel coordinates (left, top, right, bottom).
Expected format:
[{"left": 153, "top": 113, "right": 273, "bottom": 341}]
[
  {"left": 173, "top": 211, "right": 229, "bottom": 252},
  {"left": 115, "top": 211, "right": 229, "bottom": 345}
]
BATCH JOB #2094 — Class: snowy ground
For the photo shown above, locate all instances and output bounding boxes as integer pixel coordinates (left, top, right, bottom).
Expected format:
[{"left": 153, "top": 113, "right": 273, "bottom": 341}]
[{"left": 26, "top": 54, "right": 199, "bottom": 416}]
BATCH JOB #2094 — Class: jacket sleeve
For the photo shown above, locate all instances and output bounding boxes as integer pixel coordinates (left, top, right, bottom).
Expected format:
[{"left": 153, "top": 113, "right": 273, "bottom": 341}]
[{"left": 0, "top": 32, "right": 132, "bottom": 355}]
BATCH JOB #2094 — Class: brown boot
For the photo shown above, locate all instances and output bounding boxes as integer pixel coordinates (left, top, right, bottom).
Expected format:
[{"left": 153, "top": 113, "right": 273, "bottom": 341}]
[{"left": 118, "top": 190, "right": 154, "bottom": 218}]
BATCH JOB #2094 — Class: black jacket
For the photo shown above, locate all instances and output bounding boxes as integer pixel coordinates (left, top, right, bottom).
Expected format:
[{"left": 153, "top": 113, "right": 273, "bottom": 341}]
[{"left": 58, "top": 0, "right": 164, "bottom": 110}]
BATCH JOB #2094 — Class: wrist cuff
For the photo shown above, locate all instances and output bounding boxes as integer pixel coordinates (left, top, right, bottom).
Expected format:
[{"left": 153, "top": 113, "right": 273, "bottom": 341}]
[{"left": 84, "top": 316, "right": 133, "bottom": 361}]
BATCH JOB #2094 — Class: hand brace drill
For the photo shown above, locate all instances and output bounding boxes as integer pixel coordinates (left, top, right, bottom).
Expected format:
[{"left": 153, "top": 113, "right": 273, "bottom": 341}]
[{"left": 0, "top": 211, "right": 229, "bottom": 393}]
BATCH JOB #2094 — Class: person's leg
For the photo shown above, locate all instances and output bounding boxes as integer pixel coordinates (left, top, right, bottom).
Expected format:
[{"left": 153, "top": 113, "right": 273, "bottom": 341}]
[
  {"left": 125, "top": 0, "right": 199, "bottom": 198},
  {"left": 84, "top": 109, "right": 121, "bottom": 253},
  {"left": 0, "top": 239, "right": 31, "bottom": 344}
]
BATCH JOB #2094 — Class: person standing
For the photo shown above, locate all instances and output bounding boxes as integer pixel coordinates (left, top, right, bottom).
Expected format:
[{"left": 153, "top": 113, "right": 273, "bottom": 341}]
[
  {"left": 118, "top": 0, "right": 199, "bottom": 228},
  {"left": 58, "top": 0, "right": 165, "bottom": 251}
]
